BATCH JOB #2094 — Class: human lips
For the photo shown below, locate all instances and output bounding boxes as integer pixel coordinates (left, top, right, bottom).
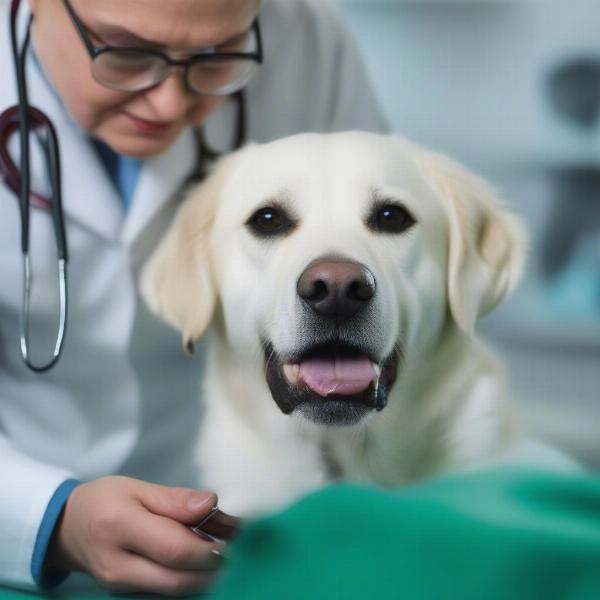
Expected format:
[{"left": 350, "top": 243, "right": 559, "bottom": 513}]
[{"left": 122, "top": 111, "right": 174, "bottom": 133}]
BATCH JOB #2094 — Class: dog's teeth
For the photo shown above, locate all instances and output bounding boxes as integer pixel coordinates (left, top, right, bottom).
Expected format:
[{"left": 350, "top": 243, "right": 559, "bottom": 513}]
[
  {"left": 282, "top": 363, "right": 300, "bottom": 386},
  {"left": 373, "top": 363, "right": 381, "bottom": 378}
]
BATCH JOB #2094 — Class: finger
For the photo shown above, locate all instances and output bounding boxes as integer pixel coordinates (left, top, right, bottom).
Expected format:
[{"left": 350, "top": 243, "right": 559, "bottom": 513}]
[
  {"left": 100, "top": 551, "right": 219, "bottom": 597},
  {"left": 135, "top": 481, "right": 218, "bottom": 526},
  {"left": 122, "top": 509, "right": 225, "bottom": 571}
]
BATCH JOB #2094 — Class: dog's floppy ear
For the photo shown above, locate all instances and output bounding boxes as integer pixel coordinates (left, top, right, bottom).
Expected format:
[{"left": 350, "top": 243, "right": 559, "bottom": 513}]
[
  {"left": 418, "top": 150, "right": 526, "bottom": 333},
  {"left": 140, "top": 155, "right": 234, "bottom": 352}
]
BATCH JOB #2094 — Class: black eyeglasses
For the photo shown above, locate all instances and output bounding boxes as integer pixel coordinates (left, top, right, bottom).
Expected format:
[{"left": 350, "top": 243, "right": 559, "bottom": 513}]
[{"left": 62, "top": 0, "right": 263, "bottom": 96}]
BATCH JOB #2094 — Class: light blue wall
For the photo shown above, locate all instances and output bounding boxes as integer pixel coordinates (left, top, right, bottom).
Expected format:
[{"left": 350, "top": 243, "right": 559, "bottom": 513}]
[{"left": 341, "top": 0, "right": 600, "bottom": 170}]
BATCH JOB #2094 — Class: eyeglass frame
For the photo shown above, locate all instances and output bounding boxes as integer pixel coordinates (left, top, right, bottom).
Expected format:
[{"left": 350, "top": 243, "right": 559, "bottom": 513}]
[{"left": 61, "top": 0, "right": 263, "bottom": 95}]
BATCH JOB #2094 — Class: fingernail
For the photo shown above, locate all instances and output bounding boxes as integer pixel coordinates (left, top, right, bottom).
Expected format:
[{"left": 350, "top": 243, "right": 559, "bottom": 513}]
[{"left": 187, "top": 493, "right": 214, "bottom": 512}]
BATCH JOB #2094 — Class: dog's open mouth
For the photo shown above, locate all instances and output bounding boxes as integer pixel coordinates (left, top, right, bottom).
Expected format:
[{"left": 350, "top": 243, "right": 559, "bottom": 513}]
[{"left": 263, "top": 340, "right": 399, "bottom": 426}]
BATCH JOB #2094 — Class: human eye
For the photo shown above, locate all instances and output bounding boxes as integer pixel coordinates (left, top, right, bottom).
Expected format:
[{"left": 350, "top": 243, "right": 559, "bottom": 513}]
[
  {"left": 99, "top": 49, "right": 158, "bottom": 70},
  {"left": 92, "top": 49, "right": 162, "bottom": 90}
]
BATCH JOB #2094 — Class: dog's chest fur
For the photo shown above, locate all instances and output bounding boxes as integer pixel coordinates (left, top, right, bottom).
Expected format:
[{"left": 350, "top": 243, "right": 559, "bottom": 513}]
[{"left": 196, "top": 329, "right": 518, "bottom": 517}]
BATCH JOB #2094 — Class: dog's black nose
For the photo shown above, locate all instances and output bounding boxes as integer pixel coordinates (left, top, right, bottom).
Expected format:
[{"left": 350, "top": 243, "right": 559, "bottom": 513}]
[{"left": 297, "top": 259, "right": 376, "bottom": 319}]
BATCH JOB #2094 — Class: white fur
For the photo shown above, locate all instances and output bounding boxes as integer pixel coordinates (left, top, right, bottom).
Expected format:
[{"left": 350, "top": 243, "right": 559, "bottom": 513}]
[{"left": 141, "top": 132, "right": 541, "bottom": 516}]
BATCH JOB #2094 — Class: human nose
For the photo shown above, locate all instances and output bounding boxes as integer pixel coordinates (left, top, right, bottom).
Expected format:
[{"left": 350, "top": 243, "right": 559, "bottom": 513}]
[{"left": 143, "top": 68, "right": 192, "bottom": 121}]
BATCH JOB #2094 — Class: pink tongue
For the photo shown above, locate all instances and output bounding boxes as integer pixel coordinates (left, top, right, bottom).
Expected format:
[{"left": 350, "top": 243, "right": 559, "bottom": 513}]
[{"left": 299, "top": 356, "right": 376, "bottom": 397}]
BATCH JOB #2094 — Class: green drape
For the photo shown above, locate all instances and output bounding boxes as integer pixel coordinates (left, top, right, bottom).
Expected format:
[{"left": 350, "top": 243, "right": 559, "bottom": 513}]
[{"left": 210, "top": 468, "right": 600, "bottom": 600}]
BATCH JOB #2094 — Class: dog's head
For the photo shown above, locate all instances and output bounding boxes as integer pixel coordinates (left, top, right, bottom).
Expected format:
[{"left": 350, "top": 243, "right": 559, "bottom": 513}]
[{"left": 141, "top": 132, "right": 525, "bottom": 426}]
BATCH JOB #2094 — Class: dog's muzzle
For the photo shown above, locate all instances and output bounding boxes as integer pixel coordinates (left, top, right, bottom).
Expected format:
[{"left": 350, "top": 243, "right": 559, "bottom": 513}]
[{"left": 263, "top": 259, "right": 400, "bottom": 426}]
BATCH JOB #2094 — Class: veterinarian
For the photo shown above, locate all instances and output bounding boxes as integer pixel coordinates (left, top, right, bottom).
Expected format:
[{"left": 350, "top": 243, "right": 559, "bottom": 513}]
[{"left": 0, "top": 0, "right": 387, "bottom": 595}]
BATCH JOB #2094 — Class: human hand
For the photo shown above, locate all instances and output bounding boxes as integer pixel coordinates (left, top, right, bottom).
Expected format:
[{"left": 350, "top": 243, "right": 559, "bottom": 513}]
[{"left": 45, "top": 476, "right": 227, "bottom": 596}]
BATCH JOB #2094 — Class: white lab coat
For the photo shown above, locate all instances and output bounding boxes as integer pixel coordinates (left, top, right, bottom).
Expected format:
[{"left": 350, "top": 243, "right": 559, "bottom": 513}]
[{"left": 0, "top": 0, "right": 386, "bottom": 591}]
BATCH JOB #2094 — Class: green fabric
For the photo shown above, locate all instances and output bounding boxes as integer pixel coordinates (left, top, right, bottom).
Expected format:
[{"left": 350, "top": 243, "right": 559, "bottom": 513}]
[
  {"left": 2, "top": 468, "right": 599, "bottom": 600},
  {"left": 210, "top": 468, "right": 600, "bottom": 600}
]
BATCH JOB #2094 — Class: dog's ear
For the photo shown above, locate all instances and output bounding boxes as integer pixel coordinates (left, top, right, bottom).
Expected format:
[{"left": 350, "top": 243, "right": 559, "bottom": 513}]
[
  {"left": 140, "top": 155, "right": 234, "bottom": 351},
  {"left": 418, "top": 150, "right": 526, "bottom": 333}
]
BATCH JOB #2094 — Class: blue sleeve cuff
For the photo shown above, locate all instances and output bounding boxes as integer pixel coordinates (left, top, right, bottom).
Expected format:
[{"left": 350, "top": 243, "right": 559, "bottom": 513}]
[{"left": 31, "top": 478, "right": 81, "bottom": 589}]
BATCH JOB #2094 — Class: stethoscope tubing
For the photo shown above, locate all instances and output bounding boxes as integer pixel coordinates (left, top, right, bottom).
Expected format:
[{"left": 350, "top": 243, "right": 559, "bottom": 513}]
[{"left": 8, "top": 0, "right": 68, "bottom": 372}]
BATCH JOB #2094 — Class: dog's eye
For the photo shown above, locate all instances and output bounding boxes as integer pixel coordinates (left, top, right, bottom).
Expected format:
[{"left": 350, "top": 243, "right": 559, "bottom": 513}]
[
  {"left": 246, "top": 206, "right": 296, "bottom": 238},
  {"left": 367, "top": 203, "right": 416, "bottom": 234}
]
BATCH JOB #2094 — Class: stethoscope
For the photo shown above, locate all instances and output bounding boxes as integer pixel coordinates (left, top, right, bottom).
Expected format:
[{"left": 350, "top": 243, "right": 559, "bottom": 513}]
[{"left": 0, "top": 0, "right": 247, "bottom": 373}]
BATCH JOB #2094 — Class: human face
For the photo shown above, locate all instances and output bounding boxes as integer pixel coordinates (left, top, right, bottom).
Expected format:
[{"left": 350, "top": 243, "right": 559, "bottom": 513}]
[{"left": 28, "top": 0, "right": 261, "bottom": 158}]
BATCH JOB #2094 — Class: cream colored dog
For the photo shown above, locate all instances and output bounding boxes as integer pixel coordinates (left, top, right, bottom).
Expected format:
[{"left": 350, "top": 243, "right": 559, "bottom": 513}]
[{"left": 141, "top": 131, "right": 529, "bottom": 516}]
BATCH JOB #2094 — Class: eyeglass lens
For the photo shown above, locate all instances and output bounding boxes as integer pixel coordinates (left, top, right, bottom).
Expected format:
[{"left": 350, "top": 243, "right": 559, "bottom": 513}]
[{"left": 90, "top": 29, "right": 259, "bottom": 95}]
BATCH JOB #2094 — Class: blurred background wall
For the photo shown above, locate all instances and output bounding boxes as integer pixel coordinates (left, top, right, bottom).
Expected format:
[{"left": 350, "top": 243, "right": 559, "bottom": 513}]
[{"left": 339, "top": 0, "right": 600, "bottom": 469}]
